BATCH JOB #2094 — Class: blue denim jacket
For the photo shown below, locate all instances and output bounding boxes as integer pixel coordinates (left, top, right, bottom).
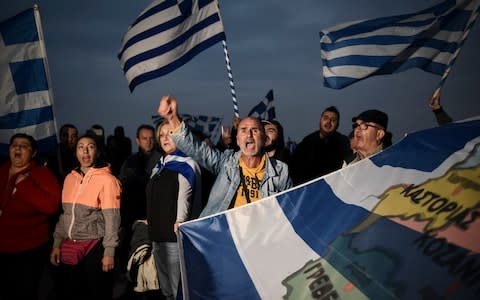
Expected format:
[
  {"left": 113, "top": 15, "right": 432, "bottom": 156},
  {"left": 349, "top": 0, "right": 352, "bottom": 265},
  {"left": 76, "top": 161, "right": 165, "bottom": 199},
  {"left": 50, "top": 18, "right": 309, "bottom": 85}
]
[{"left": 171, "top": 122, "right": 293, "bottom": 217}]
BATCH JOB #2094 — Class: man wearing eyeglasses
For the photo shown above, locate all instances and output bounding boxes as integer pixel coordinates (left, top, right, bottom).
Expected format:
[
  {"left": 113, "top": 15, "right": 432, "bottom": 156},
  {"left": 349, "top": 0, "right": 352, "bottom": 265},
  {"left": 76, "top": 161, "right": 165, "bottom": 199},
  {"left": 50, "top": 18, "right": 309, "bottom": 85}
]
[{"left": 348, "top": 109, "right": 389, "bottom": 165}]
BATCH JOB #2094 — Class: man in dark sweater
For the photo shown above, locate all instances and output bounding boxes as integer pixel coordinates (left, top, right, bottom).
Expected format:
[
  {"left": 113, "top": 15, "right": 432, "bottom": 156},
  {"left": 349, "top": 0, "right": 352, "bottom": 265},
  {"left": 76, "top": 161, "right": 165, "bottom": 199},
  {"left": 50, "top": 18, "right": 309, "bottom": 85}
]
[{"left": 290, "top": 106, "right": 352, "bottom": 185}]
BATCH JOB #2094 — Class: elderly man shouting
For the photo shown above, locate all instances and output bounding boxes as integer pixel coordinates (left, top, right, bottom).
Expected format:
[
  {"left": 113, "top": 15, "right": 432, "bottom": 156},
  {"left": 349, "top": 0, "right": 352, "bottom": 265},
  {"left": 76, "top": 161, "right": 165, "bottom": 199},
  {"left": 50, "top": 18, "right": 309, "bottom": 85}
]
[
  {"left": 158, "top": 95, "right": 292, "bottom": 217},
  {"left": 349, "top": 109, "right": 390, "bottom": 165}
]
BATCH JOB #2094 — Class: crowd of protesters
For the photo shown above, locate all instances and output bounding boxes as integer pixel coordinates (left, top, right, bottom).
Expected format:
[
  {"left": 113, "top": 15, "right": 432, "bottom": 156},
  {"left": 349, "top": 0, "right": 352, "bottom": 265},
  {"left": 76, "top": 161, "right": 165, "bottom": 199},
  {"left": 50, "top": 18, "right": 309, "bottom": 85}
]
[{"left": 0, "top": 93, "right": 453, "bottom": 300}]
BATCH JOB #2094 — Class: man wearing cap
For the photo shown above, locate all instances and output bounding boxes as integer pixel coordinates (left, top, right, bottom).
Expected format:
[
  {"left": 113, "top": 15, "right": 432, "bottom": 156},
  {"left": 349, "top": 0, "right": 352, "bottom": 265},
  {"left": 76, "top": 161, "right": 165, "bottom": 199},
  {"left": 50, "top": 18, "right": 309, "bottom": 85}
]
[{"left": 348, "top": 109, "right": 389, "bottom": 164}]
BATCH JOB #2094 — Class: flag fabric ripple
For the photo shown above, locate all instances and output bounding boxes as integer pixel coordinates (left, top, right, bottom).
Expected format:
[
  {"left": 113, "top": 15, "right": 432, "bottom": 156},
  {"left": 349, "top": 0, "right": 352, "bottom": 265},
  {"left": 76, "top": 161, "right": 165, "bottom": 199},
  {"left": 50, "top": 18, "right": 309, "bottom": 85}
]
[
  {"left": 0, "top": 7, "right": 57, "bottom": 157},
  {"left": 118, "top": 0, "right": 226, "bottom": 91},
  {"left": 247, "top": 89, "right": 276, "bottom": 120},
  {"left": 319, "top": 0, "right": 480, "bottom": 89},
  {"left": 178, "top": 117, "right": 480, "bottom": 299}
]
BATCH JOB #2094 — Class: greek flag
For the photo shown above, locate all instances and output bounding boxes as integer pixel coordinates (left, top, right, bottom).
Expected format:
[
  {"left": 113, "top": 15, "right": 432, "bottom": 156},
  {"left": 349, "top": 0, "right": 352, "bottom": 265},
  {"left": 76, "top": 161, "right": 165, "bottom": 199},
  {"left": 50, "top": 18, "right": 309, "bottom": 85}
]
[
  {"left": 0, "top": 7, "right": 57, "bottom": 157},
  {"left": 118, "top": 0, "right": 226, "bottom": 91},
  {"left": 152, "top": 113, "right": 223, "bottom": 145},
  {"left": 178, "top": 117, "right": 480, "bottom": 299},
  {"left": 247, "top": 89, "right": 276, "bottom": 120},
  {"left": 319, "top": 0, "right": 480, "bottom": 89}
]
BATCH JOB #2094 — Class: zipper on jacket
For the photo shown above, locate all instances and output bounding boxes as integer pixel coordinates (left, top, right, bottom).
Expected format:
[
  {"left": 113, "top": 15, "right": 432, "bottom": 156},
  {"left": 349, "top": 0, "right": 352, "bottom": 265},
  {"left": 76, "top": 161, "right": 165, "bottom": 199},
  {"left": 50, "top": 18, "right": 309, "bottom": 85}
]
[{"left": 67, "top": 171, "right": 88, "bottom": 239}]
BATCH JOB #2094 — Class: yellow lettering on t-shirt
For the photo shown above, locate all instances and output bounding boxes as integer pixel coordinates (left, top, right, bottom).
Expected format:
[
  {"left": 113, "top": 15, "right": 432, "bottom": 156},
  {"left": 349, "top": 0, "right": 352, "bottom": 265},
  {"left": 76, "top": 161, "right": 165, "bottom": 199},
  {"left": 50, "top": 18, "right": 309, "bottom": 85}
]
[{"left": 233, "top": 155, "right": 266, "bottom": 208}]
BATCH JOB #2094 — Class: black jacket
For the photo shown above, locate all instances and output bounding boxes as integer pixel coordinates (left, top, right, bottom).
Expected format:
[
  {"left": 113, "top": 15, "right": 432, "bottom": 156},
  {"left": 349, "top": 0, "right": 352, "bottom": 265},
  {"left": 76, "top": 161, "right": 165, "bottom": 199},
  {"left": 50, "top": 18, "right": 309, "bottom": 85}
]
[{"left": 290, "top": 131, "right": 352, "bottom": 185}]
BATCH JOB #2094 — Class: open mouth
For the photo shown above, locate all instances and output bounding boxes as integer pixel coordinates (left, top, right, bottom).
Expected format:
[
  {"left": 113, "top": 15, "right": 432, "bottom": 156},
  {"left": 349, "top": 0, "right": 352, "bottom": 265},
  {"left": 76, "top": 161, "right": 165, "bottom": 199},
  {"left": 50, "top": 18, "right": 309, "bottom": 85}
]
[{"left": 245, "top": 141, "right": 256, "bottom": 150}]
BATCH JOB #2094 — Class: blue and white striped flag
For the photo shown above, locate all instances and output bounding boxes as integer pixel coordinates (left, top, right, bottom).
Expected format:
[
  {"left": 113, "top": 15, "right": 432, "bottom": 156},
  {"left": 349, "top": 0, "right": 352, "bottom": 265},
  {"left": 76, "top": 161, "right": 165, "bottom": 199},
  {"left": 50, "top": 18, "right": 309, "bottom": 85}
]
[
  {"left": 179, "top": 117, "right": 480, "bottom": 299},
  {"left": 319, "top": 0, "right": 480, "bottom": 89},
  {"left": 118, "top": 0, "right": 226, "bottom": 91},
  {"left": 0, "top": 6, "right": 57, "bottom": 157},
  {"left": 152, "top": 113, "right": 223, "bottom": 145},
  {"left": 247, "top": 89, "right": 276, "bottom": 120}
]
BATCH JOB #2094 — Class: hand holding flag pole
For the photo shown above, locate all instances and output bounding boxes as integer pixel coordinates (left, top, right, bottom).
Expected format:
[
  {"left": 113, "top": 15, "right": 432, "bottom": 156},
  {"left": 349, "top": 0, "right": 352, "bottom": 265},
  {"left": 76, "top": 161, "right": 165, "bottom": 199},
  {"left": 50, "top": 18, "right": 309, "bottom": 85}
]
[{"left": 428, "top": 90, "right": 442, "bottom": 110}]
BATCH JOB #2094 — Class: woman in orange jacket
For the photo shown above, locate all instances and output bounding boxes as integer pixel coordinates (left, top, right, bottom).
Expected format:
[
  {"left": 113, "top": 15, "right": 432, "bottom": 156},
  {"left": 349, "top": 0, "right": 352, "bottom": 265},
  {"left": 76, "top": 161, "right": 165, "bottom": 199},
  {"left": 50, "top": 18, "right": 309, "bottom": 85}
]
[{"left": 50, "top": 133, "right": 121, "bottom": 300}]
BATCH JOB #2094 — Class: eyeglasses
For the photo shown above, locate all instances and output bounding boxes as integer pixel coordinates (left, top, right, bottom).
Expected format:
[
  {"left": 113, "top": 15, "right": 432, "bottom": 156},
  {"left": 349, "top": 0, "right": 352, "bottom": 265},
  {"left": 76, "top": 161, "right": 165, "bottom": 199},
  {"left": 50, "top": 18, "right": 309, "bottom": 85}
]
[{"left": 352, "top": 123, "right": 383, "bottom": 131}]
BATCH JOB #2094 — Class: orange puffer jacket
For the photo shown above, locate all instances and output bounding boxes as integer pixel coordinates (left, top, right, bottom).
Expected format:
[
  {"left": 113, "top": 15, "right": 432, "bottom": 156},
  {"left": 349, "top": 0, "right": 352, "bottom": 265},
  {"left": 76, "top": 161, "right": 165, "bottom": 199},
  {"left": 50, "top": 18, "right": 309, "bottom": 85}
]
[{"left": 53, "top": 166, "right": 121, "bottom": 257}]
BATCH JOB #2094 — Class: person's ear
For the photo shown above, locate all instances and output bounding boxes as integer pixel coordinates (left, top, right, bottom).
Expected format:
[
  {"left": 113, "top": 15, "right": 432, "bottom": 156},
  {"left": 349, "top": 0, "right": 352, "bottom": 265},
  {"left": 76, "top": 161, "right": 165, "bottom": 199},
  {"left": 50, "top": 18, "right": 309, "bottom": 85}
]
[{"left": 376, "top": 129, "right": 385, "bottom": 142}]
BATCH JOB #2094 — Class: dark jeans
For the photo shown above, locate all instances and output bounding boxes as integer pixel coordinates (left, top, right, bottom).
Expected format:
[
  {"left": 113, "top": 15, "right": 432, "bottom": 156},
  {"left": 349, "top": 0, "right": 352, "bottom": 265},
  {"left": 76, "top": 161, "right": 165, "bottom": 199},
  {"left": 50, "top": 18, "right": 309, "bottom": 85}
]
[
  {"left": 53, "top": 241, "right": 113, "bottom": 300},
  {"left": 0, "top": 243, "right": 50, "bottom": 300}
]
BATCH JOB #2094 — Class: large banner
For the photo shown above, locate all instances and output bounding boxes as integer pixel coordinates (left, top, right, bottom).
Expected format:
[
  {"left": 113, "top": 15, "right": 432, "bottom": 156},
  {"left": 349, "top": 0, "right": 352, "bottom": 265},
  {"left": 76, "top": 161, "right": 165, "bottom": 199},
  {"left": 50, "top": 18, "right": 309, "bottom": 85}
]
[{"left": 179, "top": 118, "right": 480, "bottom": 299}]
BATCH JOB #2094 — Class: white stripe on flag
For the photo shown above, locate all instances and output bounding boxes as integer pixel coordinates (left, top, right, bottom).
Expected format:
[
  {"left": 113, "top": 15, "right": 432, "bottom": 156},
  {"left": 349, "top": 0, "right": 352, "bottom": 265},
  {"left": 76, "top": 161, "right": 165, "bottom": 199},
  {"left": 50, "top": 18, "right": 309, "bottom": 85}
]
[
  {"left": 321, "top": 40, "right": 461, "bottom": 63},
  {"left": 226, "top": 197, "right": 320, "bottom": 299},
  {"left": 0, "top": 91, "right": 51, "bottom": 116},
  {"left": 1, "top": 40, "right": 44, "bottom": 62},
  {"left": 0, "top": 119, "right": 57, "bottom": 141},
  {"left": 324, "top": 12, "right": 435, "bottom": 39},
  {"left": 323, "top": 47, "right": 455, "bottom": 79}
]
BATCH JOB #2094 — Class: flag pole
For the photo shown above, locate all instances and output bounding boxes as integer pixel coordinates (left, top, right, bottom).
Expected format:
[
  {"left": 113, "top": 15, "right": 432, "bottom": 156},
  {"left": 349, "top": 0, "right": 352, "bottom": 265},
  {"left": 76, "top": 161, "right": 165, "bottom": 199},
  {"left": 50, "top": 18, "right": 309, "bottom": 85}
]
[
  {"left": 431, "top": 4, "right": 480, "bottom": 99},
  {"left": 33, "top": 4, "right": 59, "bottom": 142},
  {"left": 216, "top": 1, "right": 239, "bottom": 118},
  {"left": 222, "top": 40, "right": 239, "bottom": 118},
  {"left": 34, "top": 3, "right": 63, "bottom": 173}
]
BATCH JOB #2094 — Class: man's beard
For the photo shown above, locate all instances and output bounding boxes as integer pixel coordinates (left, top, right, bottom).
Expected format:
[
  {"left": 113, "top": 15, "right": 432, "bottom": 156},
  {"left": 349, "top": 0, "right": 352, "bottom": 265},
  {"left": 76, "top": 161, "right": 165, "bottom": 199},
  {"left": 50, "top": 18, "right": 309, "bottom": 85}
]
[{"left": 264, "top": 139, "right": 282, "bottom": 152}]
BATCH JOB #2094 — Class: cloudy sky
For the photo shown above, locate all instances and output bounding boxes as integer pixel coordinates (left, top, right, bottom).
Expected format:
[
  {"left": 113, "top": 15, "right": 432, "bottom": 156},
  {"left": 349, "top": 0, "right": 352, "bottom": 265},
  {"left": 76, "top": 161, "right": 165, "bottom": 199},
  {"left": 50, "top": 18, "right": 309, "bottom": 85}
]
[{"left": 2, "top": 0, "right": 480, "bottom": 144}]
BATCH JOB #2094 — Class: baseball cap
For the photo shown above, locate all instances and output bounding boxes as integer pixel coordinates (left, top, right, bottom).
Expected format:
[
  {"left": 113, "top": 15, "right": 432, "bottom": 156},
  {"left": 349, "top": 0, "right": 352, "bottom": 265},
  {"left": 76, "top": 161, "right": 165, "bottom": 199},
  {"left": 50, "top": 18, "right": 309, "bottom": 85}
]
[{"left": 352, "top": 109, "right": 388, "bottom": 130}]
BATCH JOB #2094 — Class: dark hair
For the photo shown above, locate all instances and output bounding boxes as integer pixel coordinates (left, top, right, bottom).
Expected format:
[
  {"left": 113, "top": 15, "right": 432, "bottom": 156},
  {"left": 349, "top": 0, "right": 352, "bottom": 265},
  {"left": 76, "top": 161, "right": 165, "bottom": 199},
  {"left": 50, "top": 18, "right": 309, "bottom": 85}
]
[
  {"left": 114, "top": 126, "right": 125, "bottom": 137},
  {"left": 74, "top": 133, "right": 108, "bottom": 168},
  {"left": 136, "top": 124, "right": 155, "bottom": 138},
  {"left": 87, "top": 124, "right": 105, "bottom": 145},
  {"left": 382, "top": 131, "right": 393, "bottom": 149},
  {"left": 90, "top": 124, "right": 104, "bottom": 134},
  {"left": 10, "top": 133, "right": 38, "bottom": 153},
  {"left": 323, "top": 106, "right": 340, "bottom": 122},
  {"left": 59, "top": 124, "right": 77, "bottom": 144},
  {"left": 263, "top": 120, "right": 286, "bottom": 149}
]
